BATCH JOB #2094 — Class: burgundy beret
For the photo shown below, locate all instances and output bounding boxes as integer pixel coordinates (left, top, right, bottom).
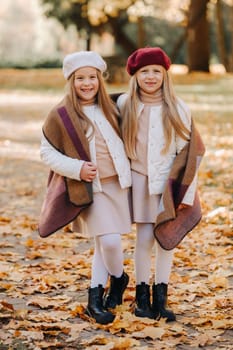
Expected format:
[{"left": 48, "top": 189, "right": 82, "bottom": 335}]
[{"left": 126, "top": 47, "right": 171, "bottom": 75}]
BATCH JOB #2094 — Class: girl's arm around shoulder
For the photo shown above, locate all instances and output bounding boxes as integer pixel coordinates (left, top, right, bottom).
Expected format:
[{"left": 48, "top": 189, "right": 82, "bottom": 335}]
[
  {"left": 40, "top": 133, "right": 85, "bottom": 181},
  {"left": 116, "top": 93, "right": 129, "bottom": 112}
]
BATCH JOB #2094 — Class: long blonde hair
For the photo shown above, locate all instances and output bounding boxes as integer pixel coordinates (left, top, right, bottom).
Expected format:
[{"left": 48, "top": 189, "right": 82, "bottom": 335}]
[
  {"left": 66, "top": 70, "right": 121, "bottom": 138},
  {"left": 121, "top": 67, "right": 190, "bottom": 159}
]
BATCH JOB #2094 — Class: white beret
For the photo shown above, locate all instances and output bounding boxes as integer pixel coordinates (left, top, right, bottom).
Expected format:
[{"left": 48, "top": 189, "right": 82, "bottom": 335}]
[{"left": 62, "top": 51, "right": 107, "bottom": 80}]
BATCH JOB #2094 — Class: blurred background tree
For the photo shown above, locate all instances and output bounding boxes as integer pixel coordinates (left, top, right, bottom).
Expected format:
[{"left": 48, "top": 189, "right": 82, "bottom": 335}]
[
  {"left": 0, "top": 0, "right": 85, "bottom": 68},
  {"left": 0, "top": 0, "right": 232, "bottom": 75}
]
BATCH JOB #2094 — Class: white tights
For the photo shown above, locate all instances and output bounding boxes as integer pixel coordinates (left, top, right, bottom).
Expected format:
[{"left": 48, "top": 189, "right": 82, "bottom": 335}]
[
  {"left": 135, "top": 223, "right": 174, "bottom": 285},
  {"left": 91, "top": 233, "right": 124, "bottom": 288}
]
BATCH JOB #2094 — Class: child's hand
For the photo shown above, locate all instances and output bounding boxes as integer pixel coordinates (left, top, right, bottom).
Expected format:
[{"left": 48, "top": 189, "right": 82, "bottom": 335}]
[
  {"left": 80, "top": 162, "right": 97, "bottom": 182},
  {"left": 176, "top": 203, "right": 190, "bottom": 211}
]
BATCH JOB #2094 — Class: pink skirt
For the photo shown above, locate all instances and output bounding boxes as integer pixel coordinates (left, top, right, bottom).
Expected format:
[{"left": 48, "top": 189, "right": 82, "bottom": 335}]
[
  {"left": 132, "top": 170, "right": 161, "bottom": 223},
  {"left": 72, "top": 179, "right": 132, "bottom": 237}
]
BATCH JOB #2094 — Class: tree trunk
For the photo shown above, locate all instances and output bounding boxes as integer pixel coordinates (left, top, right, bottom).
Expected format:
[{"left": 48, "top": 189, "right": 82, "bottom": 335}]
[
  {"left": 215, "top": 0, "right": 229, "bottom": 71},
  {"left": 108, "top": 17, "right": 137, "bottom": 55},
  {"left": 228, "top": 3, "right": 233, "bottom": 71},
  {"left": 137, "top": 17, "right": 145, "bottom": 47},
  {"left": 187, "top": 0, "right": 210, "bottom": 72}
]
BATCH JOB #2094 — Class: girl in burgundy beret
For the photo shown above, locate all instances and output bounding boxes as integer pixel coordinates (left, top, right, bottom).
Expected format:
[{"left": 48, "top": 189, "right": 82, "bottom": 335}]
[{"left": 117, "top": 47, "right": 198, "bottom": 322}]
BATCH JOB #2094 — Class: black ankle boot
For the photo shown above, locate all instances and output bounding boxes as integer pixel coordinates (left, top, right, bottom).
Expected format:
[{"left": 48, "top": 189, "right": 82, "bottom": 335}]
[
  {"left": 86, "top": 285, "right": 115, "bottom": 324},
  {"left": 152, "top": 283, "right": 176, "bottom": 322},
  {"left": 104, "top": 271, "right": 129, "bottom": 309},
  {"left": 134, "top": 282, "right": 154, "bottom": 319}
]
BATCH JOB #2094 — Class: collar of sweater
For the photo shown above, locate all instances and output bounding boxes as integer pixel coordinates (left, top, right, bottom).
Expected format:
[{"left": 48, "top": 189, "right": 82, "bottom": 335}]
[
  {"left": 79, "top": 96, "right": 96, "bottom": 106},
  {"left": 139, "top": 88, "right": 163, "bottom": 106}
]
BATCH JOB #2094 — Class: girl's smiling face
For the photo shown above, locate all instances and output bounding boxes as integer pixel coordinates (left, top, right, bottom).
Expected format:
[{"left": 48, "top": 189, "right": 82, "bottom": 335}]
[
  {"left": 74, "top": 66, "right": 99, "bottom": 101},
  {"left": 136, "top": 64, "right": 164, "bottom": 94}
]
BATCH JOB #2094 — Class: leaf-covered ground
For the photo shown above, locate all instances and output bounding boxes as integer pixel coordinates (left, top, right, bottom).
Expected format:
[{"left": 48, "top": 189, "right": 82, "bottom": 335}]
[{"left": 0, "top": 70, "right": 232, "bottom": 349}]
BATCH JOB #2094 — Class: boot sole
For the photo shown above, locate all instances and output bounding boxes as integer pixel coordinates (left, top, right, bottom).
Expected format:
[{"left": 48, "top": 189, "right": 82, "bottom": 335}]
[
  {"left": 155, "top": 310, "right": 176, "bottom": 322},
  {"left": 135, "top": 309, "right": 154, "bottom": 319},
  {"left": 85, "top": 307, "right": 115, "bottom": 324}
]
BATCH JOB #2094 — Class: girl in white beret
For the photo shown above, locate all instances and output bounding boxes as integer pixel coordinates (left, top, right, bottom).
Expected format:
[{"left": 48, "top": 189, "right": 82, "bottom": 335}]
[
  {"left": 40, "top": 51, "right": 132, "bottom": 324},
  {"left": 117, "top": 47, "right": 205, "bottom": 322}
]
